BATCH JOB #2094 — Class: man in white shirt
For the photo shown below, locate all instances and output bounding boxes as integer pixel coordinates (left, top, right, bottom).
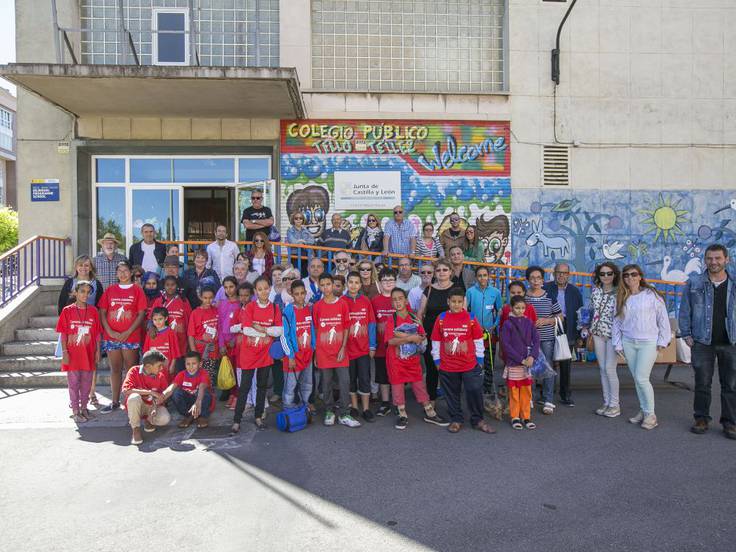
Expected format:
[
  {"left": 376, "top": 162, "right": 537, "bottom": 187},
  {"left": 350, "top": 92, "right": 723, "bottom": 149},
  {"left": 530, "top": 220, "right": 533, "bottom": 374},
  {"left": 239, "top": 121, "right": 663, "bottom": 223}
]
[
  {"left": 128, "top": 224, "right": 166, "bottom": 273},
  {"left": 206, "top": 225, "right": 240, "bottom": 280},
  {"left": 395, "top": 257, "right": 421, "bottom": 292}
]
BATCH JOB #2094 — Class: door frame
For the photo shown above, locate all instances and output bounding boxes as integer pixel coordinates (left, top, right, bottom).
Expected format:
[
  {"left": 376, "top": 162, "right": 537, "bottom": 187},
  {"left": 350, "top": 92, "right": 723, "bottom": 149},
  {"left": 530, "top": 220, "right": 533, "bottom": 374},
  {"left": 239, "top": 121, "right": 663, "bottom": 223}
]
[{"left": 235, "top": 179, "right": 277, "bottom": 241}]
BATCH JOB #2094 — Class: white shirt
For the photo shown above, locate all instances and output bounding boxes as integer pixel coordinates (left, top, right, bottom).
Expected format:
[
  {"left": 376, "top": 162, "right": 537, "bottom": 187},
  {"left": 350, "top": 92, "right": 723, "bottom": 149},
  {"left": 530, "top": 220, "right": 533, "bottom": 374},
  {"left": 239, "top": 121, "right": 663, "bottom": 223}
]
[
  {"left": 252, "top": 257, "right": 266, "bottom": 276},
  {"left": 140, "top": 242, "right": 158, "bottom": 273},
  {"left": 611, "top": 289, "right": 672, "bottom": 350},
  {"left": 408, "top": 285, "right": 426, "bottom": 312},
  {"left": 396, "top": 273, "right": 421, "bottom": 292},
  {"left": 206, "top": 240, "right": 239, "bottom": 279}
]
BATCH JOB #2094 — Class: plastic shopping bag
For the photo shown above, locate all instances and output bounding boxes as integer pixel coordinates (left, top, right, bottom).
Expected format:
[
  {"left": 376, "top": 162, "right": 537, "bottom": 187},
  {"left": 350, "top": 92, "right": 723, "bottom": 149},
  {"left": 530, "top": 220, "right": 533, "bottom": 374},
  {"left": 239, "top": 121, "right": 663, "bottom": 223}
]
[{"left": 217, "top": 355, "right": 236, "bottom": 390}]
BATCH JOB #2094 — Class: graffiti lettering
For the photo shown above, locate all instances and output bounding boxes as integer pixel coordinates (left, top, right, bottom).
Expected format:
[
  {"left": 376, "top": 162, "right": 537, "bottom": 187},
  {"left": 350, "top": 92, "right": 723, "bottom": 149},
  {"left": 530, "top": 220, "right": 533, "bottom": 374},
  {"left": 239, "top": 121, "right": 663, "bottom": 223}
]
[
  {"left": 367, "top": 140, "right": 416, "bottom": 155},
  {"left": 362, "top": 125, "right": 428, "bottom": 141},
  {"left": 417, "top": 135, "right": 508, "bottom": 171},
  {"left": 288, "top": 123, "right": 355, "bottom": 140},
  {"left": 312, "top": 140, "right": 354, "bottom": 154}
]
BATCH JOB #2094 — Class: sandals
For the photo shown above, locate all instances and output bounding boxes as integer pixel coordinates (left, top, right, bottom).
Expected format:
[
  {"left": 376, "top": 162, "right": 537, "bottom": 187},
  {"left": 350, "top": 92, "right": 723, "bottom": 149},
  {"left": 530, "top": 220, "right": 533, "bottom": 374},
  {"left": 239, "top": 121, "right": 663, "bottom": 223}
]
[
  {"left": 178, "top": 416, "right": 194, "bottom": 428},
  {"left": 255, "top": 418, "right": 267, "bottom": 431},
  {"left": 447, "top": 422, "right": 462, "bottom": 433},
  {"left": 474, "top": 420, "right": 497, "bottom": 434},
  {"left": 89, "top": 395, "right": 100, "bottom": 408},
  {"left": 524, "top": 419, "right": 536, "bottom": 430},
  {"left": 196, "top": 418, "right": 209, "bottom": 429},
  {"left": 511, "top": 418, "right": 523, "bottom": 430}
]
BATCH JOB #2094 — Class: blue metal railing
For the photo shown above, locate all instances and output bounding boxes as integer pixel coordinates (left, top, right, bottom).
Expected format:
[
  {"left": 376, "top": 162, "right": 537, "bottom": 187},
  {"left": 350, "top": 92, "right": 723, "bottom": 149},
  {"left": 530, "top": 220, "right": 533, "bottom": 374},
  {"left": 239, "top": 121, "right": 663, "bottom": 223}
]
[{"left": 0, "top": 236, "right": 68, "bottom": 308}]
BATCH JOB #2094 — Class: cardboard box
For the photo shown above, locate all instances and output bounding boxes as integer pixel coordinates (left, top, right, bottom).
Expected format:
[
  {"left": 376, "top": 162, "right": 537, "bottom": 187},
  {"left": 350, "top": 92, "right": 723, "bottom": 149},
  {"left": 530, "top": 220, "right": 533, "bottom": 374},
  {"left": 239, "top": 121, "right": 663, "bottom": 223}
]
[{"left": 618, "top": 318, "right": 677, "bottom": 365}]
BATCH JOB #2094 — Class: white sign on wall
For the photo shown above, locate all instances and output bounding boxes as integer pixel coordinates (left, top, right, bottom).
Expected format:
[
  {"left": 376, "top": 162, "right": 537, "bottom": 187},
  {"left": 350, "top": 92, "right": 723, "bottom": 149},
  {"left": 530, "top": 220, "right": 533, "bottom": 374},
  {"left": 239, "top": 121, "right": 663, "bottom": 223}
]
[{"left": 333, "top": 171, "right": 401, "bottom": 210}]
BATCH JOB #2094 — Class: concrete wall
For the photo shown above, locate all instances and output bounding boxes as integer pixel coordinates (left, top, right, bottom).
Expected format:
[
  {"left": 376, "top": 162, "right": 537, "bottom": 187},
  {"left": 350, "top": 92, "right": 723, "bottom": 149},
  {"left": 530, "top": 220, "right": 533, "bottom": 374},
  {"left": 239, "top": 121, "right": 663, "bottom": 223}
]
[{"left": 76, "top": 117, "right": 279, "bottom": 141}]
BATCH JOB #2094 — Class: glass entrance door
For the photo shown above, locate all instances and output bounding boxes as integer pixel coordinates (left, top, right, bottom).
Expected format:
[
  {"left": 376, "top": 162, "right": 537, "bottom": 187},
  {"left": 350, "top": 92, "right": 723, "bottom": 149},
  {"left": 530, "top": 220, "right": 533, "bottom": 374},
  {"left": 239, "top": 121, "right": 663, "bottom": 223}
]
[
  {"left": 236, "top": 179, "right": 277, "bottom": 241},
  {"left": 184, "top": 188, "right": 232, "bottom": 242},
  {"left": 130, "top": 187, "right": 182, "bottom": 246}
]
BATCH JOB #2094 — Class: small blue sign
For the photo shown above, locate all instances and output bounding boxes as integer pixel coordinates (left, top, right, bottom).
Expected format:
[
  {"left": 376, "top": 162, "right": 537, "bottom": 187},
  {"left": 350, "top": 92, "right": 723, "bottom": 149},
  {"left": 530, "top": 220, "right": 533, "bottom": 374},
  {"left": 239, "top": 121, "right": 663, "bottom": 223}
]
[{"left": 31, "top": 180, "right": 60, "bottom": 202}]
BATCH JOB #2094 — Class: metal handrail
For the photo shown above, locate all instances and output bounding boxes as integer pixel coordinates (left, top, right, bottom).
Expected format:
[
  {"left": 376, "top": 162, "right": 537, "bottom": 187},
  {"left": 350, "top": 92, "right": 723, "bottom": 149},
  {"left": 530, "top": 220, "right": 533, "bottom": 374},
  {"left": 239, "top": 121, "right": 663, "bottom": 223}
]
[{"left": 0, "top": 236, "right": 69, "bottom": 308}]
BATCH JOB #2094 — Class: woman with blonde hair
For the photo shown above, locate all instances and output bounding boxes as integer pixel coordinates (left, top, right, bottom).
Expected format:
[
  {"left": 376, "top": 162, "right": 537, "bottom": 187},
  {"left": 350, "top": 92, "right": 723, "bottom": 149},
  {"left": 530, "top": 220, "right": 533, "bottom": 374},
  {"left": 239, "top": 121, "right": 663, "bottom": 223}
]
[
  {"left": 357, "top": 259, "right": 380, "bottom": 299},
  {"left": 246, "top": 230, "right": 274, "bottom": 279},
  {"left": 354, "top": 213, "right": 384, "bottom": 260},
  {"left": 612, "top": 264, "right": 671, "bottom": 430}
]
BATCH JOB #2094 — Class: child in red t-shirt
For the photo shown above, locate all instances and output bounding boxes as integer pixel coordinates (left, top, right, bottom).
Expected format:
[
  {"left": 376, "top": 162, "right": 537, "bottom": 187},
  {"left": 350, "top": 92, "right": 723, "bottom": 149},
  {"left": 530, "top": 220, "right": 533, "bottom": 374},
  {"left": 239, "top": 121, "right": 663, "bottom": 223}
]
[
  {"left": 143, "top": 307, "right": 181, "bottom": 385},
  {"left": 281, "top": 280, "right": 315, "bottom": 411},
  {"left": 371, "top": 267, "right": 398, "bottom": 417},
  {"left": 122, "top": 350, "right": 171, "bottom": 446},
  {"left": 344, "top": 272, "right": 376, "bottom": 422},
  {"left": 231, "top": 277, "right": 283, "bottom": 432},
  {"left": 149, "top": 275, "right": 191, "bottom": 363},
  {"left": 56, "top": 280, "right": 102, "bottom": 422},
  {"left": 385, "top": 288, "right": 448, "bottom": 430},
  {"left": 164, "top": 350, "right": 215, "bottom": 429},
  {"left": 313, "top": 274, "right": 359, "bottom": 428},
  {"left": 431, "top": 287, "right": 496, "bottom": 434},
  {"left": 187, "top": 287, "right": 219, "bottom": 384}
]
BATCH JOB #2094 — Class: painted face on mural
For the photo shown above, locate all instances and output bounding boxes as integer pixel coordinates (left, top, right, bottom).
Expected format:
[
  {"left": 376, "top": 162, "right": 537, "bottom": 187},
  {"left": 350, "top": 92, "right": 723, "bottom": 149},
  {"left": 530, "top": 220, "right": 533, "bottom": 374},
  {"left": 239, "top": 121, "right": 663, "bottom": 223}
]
[{"left": 476, "top": 214, "right": 510, "bottom": 264}]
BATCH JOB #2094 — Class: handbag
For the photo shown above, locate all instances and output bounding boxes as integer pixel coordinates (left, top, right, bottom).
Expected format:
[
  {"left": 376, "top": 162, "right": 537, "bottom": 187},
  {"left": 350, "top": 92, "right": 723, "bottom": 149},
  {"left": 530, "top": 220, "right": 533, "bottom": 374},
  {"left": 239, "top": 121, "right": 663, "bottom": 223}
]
[
  {"left": 217, "top": 355, "right": 236, "bottom": 390},
  {"left": 553, "top": 318, "right": 572, "bottom": 361},
  {"left": 676, "top": 337, "right": 692, "bottom": 364}
]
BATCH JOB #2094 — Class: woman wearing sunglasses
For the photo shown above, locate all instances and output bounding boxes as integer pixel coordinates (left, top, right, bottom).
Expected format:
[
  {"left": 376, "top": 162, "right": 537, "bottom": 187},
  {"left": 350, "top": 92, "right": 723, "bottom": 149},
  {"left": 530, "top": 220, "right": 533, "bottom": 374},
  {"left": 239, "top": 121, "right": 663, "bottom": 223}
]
[
  {"left": 357, "top": 260, "right": 380, "bottom": 299},
  {"left": 286, "top": 212, "right": 315, "bottom": 275},
  {"left": 589, "top": 262, "right": 622, "bottom": 418},
  {"left": 355, "top": 213, "right": 384, "bottom": 262},
  {"left": 246, "top": 231, "right": 274, "bottom": 280},
  {"left": 612, "top": 264, "right": 671, "bottom": 430}
]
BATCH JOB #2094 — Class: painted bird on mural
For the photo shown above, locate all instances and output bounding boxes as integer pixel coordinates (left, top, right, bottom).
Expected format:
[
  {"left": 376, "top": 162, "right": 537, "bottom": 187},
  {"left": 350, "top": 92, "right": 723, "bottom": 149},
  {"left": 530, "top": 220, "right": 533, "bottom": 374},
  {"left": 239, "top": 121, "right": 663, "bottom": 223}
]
[
  {"left": 660, "top": 256, "right": 702, "bottom": 282},
  {"left": 714, "top": 199, "right": 736, "bottom": 215},
  {"left": 602, "top": 241, "right": 625, "bottom": 260},
  {"left": 551, "top": 199, "right": 580, "bottom": 212}
]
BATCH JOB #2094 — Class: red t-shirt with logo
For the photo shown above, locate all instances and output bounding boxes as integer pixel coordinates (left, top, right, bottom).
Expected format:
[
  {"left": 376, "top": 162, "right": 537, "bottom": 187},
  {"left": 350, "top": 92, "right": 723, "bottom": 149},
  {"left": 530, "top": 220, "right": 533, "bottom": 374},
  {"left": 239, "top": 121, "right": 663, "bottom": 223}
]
[
  {"left": 143, "top": 327, "right": 181, "bottom": 385},
  {"left": 187, "top": 306, "right": 219, "bottom": 359},
  {"left": 236, "top": 301, "right": 282, "bottom": 371},
  {"left": 122, "top": 365, "right": 169, "bottom": 407},
  {"left": 288, "top": 305, "right": 314, "bottom": 372},
  {"left": 312, "top": 297, "right": 349, "bottom": 369},
  {"left": 173, "top": 369, "right": 215, "bottom": 413},
  {"left": 345, "top": 294, "right": 376, "bottom": 360},
  {"left": 98, "top": 284, "right": 147, "bottom": 343},
  {"left": 371, "top": 294, "right": 395, "bottom": 358},
  {"left": 431, "top": 310, "right": 483, "bottom": 373},
  {"left": 150, "top": 294, "right": 191, "bottom": 354},
  {"left": 384, "top": 312, "right": 425, "bottom": 384},
  {"left": 56, "top": 304, "right": 102, "bottom": 372}
]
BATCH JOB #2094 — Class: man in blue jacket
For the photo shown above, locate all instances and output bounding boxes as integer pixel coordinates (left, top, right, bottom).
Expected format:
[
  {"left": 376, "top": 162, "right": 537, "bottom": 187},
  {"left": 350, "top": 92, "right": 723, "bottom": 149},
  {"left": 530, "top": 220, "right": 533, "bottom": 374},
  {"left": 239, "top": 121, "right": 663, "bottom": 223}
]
[
  {"left": 543, "top": 262, "right": 582, "bottom": 407},
  {"left": 466, "top": 265, "right": 503, "bottom": 414},
  {"left": 128, "top": 224, "right": 167, "bottom": 272},
  {"left": 679, "top": 244, "right": 736, "bottom": 440}
]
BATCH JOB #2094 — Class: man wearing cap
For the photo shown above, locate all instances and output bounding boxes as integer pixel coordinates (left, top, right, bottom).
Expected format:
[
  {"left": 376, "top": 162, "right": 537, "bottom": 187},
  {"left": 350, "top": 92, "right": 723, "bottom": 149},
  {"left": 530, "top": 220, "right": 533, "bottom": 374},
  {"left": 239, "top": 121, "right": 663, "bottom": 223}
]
[
  {"left": 94, "top": 233, "right": 127, "bottom": 289},
  {"left": 128, "top": 223, "right": 167, "bottom": 273}
]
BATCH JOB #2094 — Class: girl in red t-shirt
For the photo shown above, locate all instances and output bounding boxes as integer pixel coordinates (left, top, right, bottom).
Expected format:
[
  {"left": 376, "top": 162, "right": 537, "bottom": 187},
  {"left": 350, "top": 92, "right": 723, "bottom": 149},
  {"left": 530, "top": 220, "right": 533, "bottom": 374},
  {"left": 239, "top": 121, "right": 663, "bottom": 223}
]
[
  {"left": 187, "top": 287, "right": 219, "bottom": 384},
  {"left": 98, "top": 261, "right": 147, "bottom": 413},
  {"left": 143, "top": 306, "right": 181, "bottom": 385},
  {"left": 385, "top": 288, "right": 448, "bottom": 430},
  {"left": 56, "top": 281, "right": 102, "bottom": 422},
  {"left": 149, "top": 276, "right": 191, "bottom": 356},
  {"left": 231, "top": 277, "right": 283, "bottom": 432}
]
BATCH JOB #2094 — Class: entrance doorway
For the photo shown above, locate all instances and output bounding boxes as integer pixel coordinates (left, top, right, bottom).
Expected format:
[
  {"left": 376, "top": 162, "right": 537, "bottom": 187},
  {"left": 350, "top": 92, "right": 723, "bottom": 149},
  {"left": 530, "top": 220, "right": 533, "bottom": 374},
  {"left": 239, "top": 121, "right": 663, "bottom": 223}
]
[{"left": 184, "top": 188, "right": 232, "bottom": 242}]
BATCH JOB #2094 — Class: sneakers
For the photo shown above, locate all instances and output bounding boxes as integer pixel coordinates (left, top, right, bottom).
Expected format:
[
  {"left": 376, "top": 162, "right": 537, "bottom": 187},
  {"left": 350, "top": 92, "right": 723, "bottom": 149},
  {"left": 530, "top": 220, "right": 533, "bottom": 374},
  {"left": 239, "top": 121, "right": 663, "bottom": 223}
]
[
  {"left": 362, "top": 409, "right": 375, "bottom": 423},
  {"left": 324, "top": 410, "right": 336, "bottom": 426},
  {"left": 143, "top": 420, "right": 156, "bottom": 433},
  {"left": 225, "top": 396, "right": 236, "bottom": 410},
  {"left": 423, "top": 413, "right": 450, "bottom": 427},
  {"left": 542, "top": 402, "right": 555, "bottom": 415},
  {"left": 595, "top": 405, "right": 608, "bottom": 416},
  {"left": 376, "top": 403, "right": 392, "bottom": 417},
  {"left": 628, "top": 410, "right": 644, "bottom": 424},
  {"left": 100, "top": 403, "right": 120, "bottom": 414},
  {"left": 559, "top": 397, "right": 575, "bottom": 407},
  {"left": 338, "top": 414, "right": 361, "bottom": 428},
  {"left": 395, "top": 416, "right": 408, "bottom": 430},
  {"left": 603, "top": 406, "right": 621, "bottom": 418},
  {"left": 723, "top": 423, "right": 736, "bottom": 440},
  {"left": 131, "top": 427, "right": 143, "bottom": 445},
  {"left": 641, "top": 413, "right": 658, "bottom": 430},
  {"left": 690, "top": 419, "right": 709, "bottom": 434},
  {"left": 349, "top": 407, "right": 361, "bottom": 419}
]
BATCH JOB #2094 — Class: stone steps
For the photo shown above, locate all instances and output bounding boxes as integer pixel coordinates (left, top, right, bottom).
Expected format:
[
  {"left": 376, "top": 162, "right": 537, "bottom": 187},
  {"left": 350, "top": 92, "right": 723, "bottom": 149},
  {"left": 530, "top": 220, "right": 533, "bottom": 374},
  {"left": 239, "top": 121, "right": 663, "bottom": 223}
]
[
  {"left": 28, "top": 315, "right": 59, "bottom": 328},
  {"left": 16, "top": 327, "right": 58, "bottom": 341}
]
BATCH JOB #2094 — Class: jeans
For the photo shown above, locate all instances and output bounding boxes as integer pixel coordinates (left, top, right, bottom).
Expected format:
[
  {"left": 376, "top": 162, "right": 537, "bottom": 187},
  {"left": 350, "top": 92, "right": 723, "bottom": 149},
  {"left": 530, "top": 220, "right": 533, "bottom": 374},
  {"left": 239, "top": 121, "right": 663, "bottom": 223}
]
[
  {"left": 558, "top": 353, "right": 572, "bottom": 401},
  {"left": 321, "top": 367, "right": 351, "bottom": 416},
  {"left": 171, "top": 388, "right": 213, "bottom": 418},
  {"left": 482, "top": 342, "right": 498, "bottom": 399},
  {"left": 540, "top": 340, "right": 556, "bottom": 404},
  {"left": 282, "top": 363, "right": 314, "bottom": 408},
  {"left": 439, "top": 365, "right": 485, "bottom": 426},
  {"left": 233, "top": 367, "right": 270, "bottom": 423},
  {"left": 691, "top": 342, "right": 736, "bottom": 425},
  {"left": 593, "top": 335, "right": 620, "bottom": 408},
  {"left": 622, "top": 338, "right": 658, "bottom": 415}
]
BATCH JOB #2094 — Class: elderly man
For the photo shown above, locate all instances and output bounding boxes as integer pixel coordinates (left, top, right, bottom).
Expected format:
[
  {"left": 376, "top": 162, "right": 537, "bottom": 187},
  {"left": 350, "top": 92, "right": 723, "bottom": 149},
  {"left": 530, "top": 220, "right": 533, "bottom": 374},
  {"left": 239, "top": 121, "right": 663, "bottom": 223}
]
[
  {"left": 128, "top": 223, "right": 167, "bottom": 273},
  {"left": 679, "top": 244, "right": 736, "bottom": 439},
  {"left": 206, "top": 224, "right": 239, "bottom": 280},
  {"left": 448, "top": 246, "right": 476, "bottom": 292},
  {"left": 332, "top": 251, "right": 352, "bottom": 279},
  {"left": 321, "top": 213, "right": 352, "bottom": 250},
  {"left": 302, "top": 257, "right": 325, "bottom": 304},
  {"left": 543, "top": 262, "right": 583, "bottom": 407},
  {"left": 94, "top": 233, "right": 127, "bottom": 289},
  {"left": 383, "top": 205, "right": 417, "bottom": 257},
  {"left": 395, "top": 257, "right": 421, "bottom": 292},
  {"left": 241, "top": 189, "right": 274, "bottom": 242},
  {"left": 440, "top": 213, "right": 467, "bottom": 257}
]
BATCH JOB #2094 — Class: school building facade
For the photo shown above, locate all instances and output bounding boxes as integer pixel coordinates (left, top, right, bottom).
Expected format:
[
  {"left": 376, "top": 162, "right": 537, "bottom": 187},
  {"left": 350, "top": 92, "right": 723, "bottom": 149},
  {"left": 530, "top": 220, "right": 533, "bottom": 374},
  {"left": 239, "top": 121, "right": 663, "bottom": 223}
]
[{"left": 3, "top": 0, "right": 736, "bottom": 280}]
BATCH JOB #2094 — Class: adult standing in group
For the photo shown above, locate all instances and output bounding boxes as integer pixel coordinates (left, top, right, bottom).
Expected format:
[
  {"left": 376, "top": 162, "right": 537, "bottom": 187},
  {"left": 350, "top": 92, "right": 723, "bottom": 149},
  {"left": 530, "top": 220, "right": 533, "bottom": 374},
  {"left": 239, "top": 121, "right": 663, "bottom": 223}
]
[
  {"left": 418, "top": 259, "right": 456, "bottom": 405},
  {"left": 395, "top": 257, "right": 421, "bottom": 292},
  {"left": 357, "top": 259, "right": 380, "bottom": 299},
  {"left": 286, "top": 212, "right": 315, "bottom": 273},
  {"left": 383, "top": 205, "right": 417, "bottom": 258},
  {"left": 206, "top": 224, "right": 239, "bottom": 281},
  {"left": 128, "top": 224, "right": 167, "bottom": 274},
  {"left": 589, "top": 262, "right": 621, "bottom": 418},
  {"left": 415, "top": 222, "right": 443, "bottom": 260},
  {"left": 98, "top": 261, "right": 148, "bottom": 413},
  {"left": 241, "top": 189, "right": 273, "bottom": 243},
  {"left": 525, "top": 266, "right": 563, "bottom": 415},
  {"left": 612, "top": 264, "right": 671, "bottom": 430},
  {"left": 354, "top": 213, "right": 384, "bottom": 260},
  {"left": 246, "top": 231, "right": 274, "bottom": 279},
  {"left": 214, "top": 260, "right": 255, "bottom": 304},
  {"left": 58, "top": 255, "right": 104, "bottom": 314},
  {"left": 543, "top": 262, "right": 583, "bottom": 407},
  {"left": 440, "top": 213, "right": 466, "bottom": 257},
  {"left": 94, "top": 233, "right": 127, "bottom": 289},
  {"left": 679, "top": 244, "right": 736, "bottom": 439},
  {"left": 321, "top": 213, "right": 352, "bottom": 250},
  {"left": 408, "top": 263, "right": 434, "bottom": 313},
  {"left": 182, "top": 250, "right": 220, "bottom": 308},
  {"left": 448, "top": 246, "right": 476, "bottom": 291},
  {"left": 332, "top": 251, "right": 352, "bottom": 280},
  {"left": 302, "top": 257, "right": 325, "bottom": 304},
  {"left": 463, "top": 226, "right": 485, "bottom": 262}
]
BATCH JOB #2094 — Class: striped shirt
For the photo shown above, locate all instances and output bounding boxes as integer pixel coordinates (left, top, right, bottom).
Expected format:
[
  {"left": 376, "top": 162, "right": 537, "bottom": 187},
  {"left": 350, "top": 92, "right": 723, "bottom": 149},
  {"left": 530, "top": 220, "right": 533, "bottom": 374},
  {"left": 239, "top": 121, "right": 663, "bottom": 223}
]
[
  {"left": 384, "top": 220, "right": 417, "bottom": 255},
  {"left": 94, "top": 252, "right": 127, "bottom": 289},
  {"left": 525, "top": 291, "right": 562, "bottom": 342},
  {"left": 415, "top": 236, "right": 443, "bottom": 259}
]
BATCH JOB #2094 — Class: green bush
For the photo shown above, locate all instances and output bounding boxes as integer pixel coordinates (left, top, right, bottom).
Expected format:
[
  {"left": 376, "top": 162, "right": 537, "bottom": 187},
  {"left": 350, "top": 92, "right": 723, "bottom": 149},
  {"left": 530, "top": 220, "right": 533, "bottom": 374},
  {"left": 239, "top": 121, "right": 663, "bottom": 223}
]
[{"left": 0, "top": 207, "right": 19, "bottom": 254}]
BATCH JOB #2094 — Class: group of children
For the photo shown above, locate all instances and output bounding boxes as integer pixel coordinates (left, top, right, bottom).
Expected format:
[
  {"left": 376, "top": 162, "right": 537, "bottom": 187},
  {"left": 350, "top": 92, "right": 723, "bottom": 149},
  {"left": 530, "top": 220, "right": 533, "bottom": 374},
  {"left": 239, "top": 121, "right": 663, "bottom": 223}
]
[{"left": 58, "top": 259, "right": 546, "bottom": 445}]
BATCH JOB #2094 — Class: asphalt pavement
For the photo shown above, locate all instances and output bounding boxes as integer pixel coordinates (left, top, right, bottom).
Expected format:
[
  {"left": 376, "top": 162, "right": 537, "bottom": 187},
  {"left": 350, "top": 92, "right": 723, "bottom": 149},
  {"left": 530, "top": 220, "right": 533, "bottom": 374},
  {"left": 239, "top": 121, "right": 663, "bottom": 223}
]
[{"left": 1, "top": 364, "right": 734, "bottom": 552}]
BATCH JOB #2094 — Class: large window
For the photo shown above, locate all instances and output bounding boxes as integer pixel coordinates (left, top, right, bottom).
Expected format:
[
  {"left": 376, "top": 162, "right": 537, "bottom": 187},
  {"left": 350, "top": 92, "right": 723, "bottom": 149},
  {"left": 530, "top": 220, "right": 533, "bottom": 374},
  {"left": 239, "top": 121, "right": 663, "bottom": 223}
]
[
  {"left": 80, "top": 0, "right": 279, "bottom": 67},
  {"left": 0, "top": 108, "right": 12, "bottom": 152},
  {"left": 312, "top": 0, "right": 507, "bottom": 93}
]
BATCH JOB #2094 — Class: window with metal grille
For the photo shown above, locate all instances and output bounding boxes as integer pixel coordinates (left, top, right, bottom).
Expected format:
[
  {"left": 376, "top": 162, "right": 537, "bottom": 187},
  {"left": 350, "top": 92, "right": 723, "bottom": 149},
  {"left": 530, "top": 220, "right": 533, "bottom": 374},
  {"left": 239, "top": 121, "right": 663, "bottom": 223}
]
[
  {"left": 542, "top": 145, "right": 570, "bottom": 186},
  {"left": 311, "top": 0, "right": 507, "bottom": 93}
]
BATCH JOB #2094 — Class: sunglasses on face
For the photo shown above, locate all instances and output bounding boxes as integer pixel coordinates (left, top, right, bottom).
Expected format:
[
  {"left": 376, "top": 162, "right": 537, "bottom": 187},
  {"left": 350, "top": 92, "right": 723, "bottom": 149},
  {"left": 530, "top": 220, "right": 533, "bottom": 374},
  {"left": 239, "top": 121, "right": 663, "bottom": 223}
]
[
  {"left": 359, "top": 267, "right": 371, "bottom": 272},
  {"left": 420, "top": 271, "right": 434, "bottom": 275},
  {"left": 393, "top": 210, "right": 403, "bottom": 214},
  {"left": 252, "top": 196, "right": 263, "bottom": 200},
  {"left": 622, "top": 272, "right": 640, "bottom": 279},
  {"left": 599, "top": 271, "right": 614, "bottom": 277},
  {"left": 381, "top": 278, "right": 396, "bottom": 283},
  {"left": 335, "top": 259, "right": 349, "bottom": 263},
  {"left": 436, "top": 268, "right": 450, "bottom": 272},
  {"left": 450, "top": 219, "right": 460, "bottom": 223},
  {"left": 367, "top": 218, "right": 377, "bottom": 223},
  {"left": 282, "top": 276, "right": 296, "bottom": 281},
  {"left": 254, "top": 239, "right": 264, "bottom": 243}
]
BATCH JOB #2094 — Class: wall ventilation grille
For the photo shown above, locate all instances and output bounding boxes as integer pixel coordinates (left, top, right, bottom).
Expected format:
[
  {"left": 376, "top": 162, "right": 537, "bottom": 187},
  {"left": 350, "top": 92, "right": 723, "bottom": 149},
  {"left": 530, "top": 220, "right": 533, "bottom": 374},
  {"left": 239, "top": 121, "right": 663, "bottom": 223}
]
[{"left": 542, "top": 144, "right": 570, "bottom": 186}]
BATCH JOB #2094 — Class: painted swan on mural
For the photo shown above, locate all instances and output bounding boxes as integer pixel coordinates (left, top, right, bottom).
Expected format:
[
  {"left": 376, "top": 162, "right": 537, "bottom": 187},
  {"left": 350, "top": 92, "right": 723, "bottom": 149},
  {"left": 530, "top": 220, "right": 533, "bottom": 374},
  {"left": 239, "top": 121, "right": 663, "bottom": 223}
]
[{"left": 660, "top": 256, "right": 702, "bottom": 282}]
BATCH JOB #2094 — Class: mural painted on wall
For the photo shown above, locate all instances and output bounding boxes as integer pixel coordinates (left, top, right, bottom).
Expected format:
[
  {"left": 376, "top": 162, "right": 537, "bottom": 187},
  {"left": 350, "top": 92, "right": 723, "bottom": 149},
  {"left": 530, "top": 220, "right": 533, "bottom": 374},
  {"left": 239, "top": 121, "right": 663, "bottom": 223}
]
[
  {"left": 512, "top": 189, "right": 736, "bottom": 281},
  {"left": 280, "top": 120, "right": 512, "bottom": 263}
]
